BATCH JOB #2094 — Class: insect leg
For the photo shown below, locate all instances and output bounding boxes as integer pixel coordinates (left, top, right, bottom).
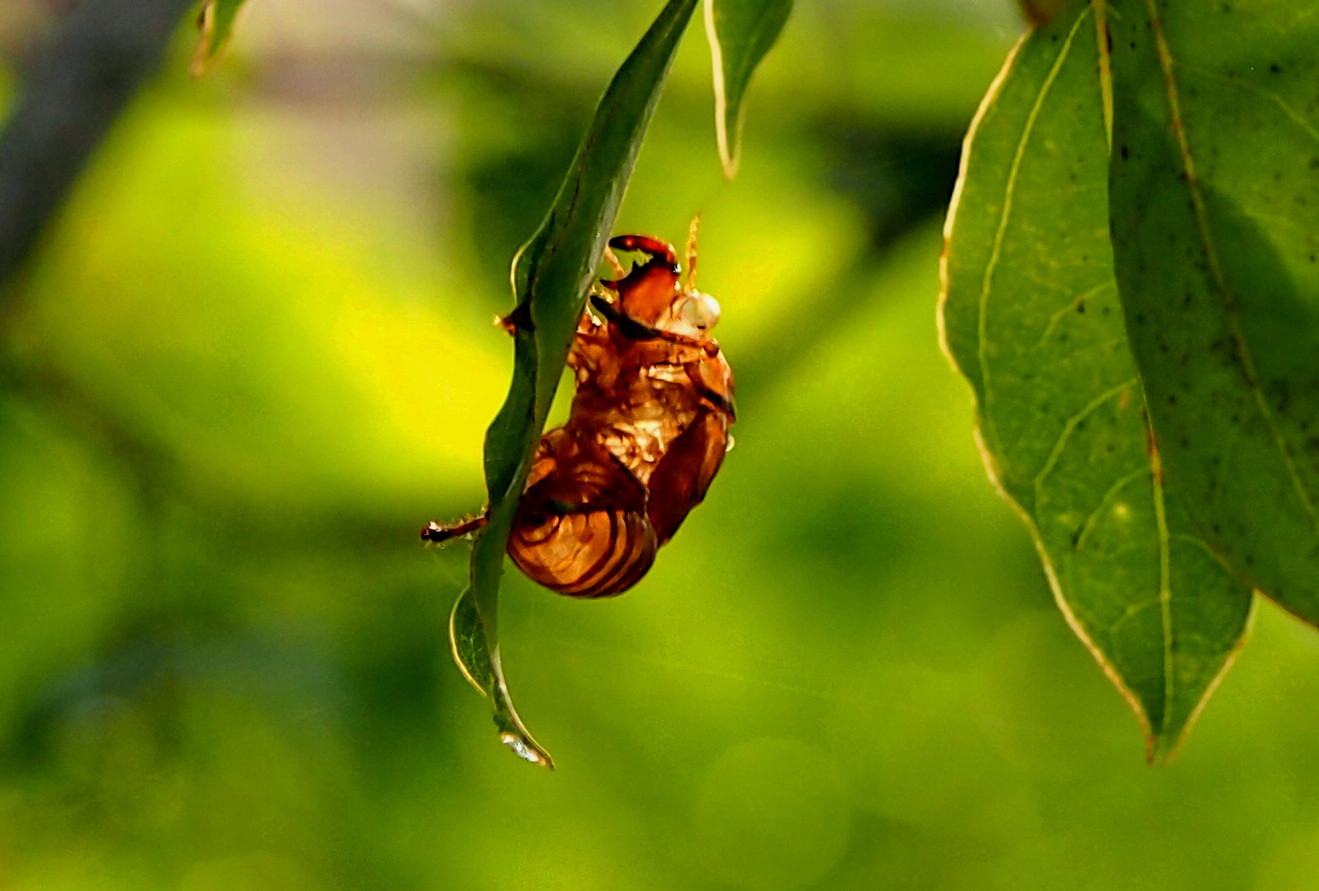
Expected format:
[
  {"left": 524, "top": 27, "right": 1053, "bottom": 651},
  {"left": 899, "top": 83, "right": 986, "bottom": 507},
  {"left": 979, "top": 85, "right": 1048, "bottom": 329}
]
[
  {"left": 608, "top": 235, "right": 679, "bottom": 274},
  {"left": 420, "top": 514, "right": 489, "bottom": 542}
]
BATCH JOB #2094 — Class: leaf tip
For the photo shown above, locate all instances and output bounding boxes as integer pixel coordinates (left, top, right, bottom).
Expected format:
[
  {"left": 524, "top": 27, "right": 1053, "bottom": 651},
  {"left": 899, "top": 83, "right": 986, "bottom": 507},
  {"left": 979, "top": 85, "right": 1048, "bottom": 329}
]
[
  {"left": 704, "top": 0, "right": 735, "bottom": 180},
  {"left": 189, "top": 3, "right": 217, "bottom": 78},
  {"left": 189, "top": 0, "right": 245, "bottom": 78},
  {"left": 500, "top": 732, "right": 556, "bottom": 769},
  {"left": 1142, "top": 717, "right": 1185, "bottom": 766},
  {"left": 718, "top": 139, "right": 741, "bottom": 181}
]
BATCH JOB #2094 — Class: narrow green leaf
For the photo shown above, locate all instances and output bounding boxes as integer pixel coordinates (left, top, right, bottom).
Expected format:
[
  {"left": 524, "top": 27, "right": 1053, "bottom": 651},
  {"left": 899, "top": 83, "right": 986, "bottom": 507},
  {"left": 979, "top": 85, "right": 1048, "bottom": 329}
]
[
  {"left": 1108, "top": 0, "right": 1319, "bottom": 625},
  {"left": 189, "top": 0, "right": 248, "bottom": 76},
  {"left": 449, "top": 588, "right": 551, "bottom": 766},
  {"left": 941, "top": 0, "right": 1253, "bottom": 760},
  {"left": 452, "top": 0, "right": 700, "bottom": 768},
  {"left": 704, "top": 0, "right": 792, "bottom": 179}
]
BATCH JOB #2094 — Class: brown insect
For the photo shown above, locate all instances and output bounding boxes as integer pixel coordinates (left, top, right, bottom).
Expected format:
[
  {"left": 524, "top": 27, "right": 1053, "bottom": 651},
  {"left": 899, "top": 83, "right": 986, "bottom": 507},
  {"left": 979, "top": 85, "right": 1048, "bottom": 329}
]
[{"left": 422, "top": 227, "right": 735, "bottom": 597}]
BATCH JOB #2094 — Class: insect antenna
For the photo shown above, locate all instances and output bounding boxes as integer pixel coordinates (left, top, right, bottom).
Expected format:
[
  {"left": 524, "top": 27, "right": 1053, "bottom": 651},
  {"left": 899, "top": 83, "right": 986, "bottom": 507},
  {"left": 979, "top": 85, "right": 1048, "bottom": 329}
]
[{"left": 683, "top": 213, "right": 701, "bottom": 290}]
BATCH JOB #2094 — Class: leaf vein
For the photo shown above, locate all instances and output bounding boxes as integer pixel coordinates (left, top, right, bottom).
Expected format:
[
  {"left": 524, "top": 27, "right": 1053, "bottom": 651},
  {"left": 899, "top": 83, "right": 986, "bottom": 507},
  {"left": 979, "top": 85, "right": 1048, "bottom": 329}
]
[
  {"left": 1144, "top": 0, "right": 1319, "bottom": 541},
  {"left": 1033, "top": 376, "right": 1138, "bottom": 500},
  {"left": 976, "top": 7, "right": 1094, "bottom": 455},
  {"left": 1178, "top": 64, "right": 1319, "bottom": 148},
  {"left": 1071, "top": 464, "right": 1148, "bottom": 553}
]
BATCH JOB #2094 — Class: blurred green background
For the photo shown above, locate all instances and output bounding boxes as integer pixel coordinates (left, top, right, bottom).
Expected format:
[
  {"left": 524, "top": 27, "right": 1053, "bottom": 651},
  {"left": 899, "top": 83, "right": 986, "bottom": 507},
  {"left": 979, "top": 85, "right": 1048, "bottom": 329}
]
[{"left": 2, "top": 1, "right": 1318, "bottom": 888}]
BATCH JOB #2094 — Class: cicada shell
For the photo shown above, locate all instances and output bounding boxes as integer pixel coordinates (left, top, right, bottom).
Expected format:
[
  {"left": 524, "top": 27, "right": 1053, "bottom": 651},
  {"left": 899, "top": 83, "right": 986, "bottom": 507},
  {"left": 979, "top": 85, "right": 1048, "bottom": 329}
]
[{"left": 424, "top": 229, "right": 735, "bottom": 598}]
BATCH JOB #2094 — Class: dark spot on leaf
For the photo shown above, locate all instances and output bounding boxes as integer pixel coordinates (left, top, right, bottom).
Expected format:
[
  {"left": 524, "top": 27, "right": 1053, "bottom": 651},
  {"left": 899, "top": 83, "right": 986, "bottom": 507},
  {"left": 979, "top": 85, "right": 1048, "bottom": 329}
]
[
  {"left": 1168, "top": 394, "right": 1178, "bottom": 405},
  {"left": 1076, "top": 299, "right": 1087, "bottom": 314},
  {"left": 1275, "top": 384, "right": 1291, "bottom": 413},
  {"left": 1120, "top": 144, "right": 1130, "bottom": 161},
  {"left": 1270, "top": 62, "right": 1282, "bottom": 74}
]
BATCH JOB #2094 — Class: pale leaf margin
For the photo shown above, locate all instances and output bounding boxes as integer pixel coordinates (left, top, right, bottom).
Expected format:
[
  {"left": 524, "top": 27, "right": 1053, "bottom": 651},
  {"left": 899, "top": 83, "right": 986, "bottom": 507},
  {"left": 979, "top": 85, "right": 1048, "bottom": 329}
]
[
  {"left": 938, "top": 0, "right": 1253, "bottom": 762},
  {"left": 704, "top": 0, "right": 792, "bottom": 179},
  {"left": 190, "top": 0, "right": 248, "bottom": 77}
]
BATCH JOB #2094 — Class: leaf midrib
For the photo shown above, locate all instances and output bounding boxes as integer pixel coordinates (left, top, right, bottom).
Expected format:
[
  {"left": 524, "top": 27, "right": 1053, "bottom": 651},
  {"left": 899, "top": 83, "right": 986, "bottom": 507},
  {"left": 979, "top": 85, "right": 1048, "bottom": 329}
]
[{"left": 1139, "top": 0, "right": 1319, "bottom": 540}]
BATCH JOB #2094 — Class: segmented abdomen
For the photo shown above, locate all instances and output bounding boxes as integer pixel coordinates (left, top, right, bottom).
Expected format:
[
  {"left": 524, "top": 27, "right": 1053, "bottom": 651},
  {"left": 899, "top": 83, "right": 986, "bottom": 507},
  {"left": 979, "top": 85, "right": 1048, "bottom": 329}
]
[
  {"left": 506, "top": 427, "right": 657, "bottom": 598},
  {"left": 509, "top": 505, "right": 656, "bottom": 598}
]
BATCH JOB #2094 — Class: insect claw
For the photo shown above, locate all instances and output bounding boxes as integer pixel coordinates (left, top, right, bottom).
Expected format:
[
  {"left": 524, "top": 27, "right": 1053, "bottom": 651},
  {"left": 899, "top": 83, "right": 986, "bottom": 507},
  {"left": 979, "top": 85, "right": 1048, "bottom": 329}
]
[
  {"left": 590, "top": 294, "right": 663, "bottom": 340},
  {"left": 608, "top": 235, "right": 679, "bottom": 274},
  {"left": 421, "top": 514, "right": 489, "bottom": 543},
  {"left": 499, "top": 302, "right": 534, "bottom": 335}
]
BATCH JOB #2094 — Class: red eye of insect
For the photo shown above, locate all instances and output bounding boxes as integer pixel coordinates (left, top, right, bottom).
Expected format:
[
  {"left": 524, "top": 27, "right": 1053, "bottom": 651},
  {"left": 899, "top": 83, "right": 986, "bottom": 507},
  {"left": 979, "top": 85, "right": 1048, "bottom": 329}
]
[{"left": 422, "top": 221, "right": 736, "bottom": 597}]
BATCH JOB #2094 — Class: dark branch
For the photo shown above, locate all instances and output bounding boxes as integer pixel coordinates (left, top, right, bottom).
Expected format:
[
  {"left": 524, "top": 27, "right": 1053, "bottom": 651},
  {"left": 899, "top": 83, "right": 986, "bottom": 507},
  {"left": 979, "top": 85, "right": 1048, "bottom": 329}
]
[{"left": 0, "top": 0, "right": 195, "bottom": 294}]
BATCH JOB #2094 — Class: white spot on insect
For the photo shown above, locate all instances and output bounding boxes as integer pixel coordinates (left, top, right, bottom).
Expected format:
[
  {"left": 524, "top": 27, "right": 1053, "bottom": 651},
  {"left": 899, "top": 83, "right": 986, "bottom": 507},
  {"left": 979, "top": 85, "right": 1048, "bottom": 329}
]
[{"left": 674, "top": 291, "right": 721, "bottom": 334}]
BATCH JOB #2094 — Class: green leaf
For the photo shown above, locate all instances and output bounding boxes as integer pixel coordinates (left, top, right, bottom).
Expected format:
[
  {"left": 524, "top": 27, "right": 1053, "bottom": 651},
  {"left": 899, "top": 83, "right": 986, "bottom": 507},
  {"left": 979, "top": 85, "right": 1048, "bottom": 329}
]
[
  {"left": 941, "top": 0, "right": 1254, "bottom": 761},
  {"left": 449, "top": 587, "right": 551, "bottom": 766},
  {"left": 1108, "top": 1, "right": 1319, "bottom": 626},
  {"left": 704, "top": 0, "right": 792, "bottom": 179},
  {"left": 190, "top": 0, "right": 248, "bottom": 77},
  {"left": 452, "top": 0, "right": 701, "bottom": 768}
]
